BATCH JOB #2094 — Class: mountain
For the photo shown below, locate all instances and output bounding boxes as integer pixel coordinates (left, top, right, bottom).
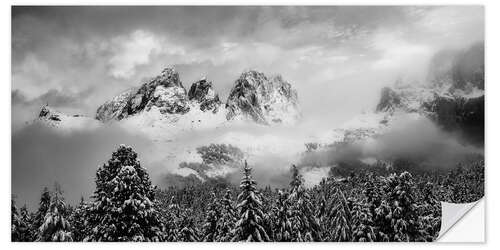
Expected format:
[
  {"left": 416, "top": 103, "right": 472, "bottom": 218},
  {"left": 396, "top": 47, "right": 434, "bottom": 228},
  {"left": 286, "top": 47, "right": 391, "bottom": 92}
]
[
  {"left": 95, "top": 67, "right": 300, "bottom": 126},
  {"left": 375, "top": 42, "right": 484, "bottom": 145},
  {"left": 225, "top": 70, "right": 300, "bottom": 125},
  {"left": 96, "top": 67, "right": 191, "bottom": 122},
  {"left": 187, "top": 77, "right": 222, "bottom": 113}
]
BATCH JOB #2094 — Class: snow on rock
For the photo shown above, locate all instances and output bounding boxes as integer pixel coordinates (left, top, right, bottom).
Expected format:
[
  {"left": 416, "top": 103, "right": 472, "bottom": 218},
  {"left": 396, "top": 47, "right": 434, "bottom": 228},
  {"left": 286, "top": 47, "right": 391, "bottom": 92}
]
[
  {"left": 95, "top": 88, "right": 137, "bottom": 122},
  {"left": 187, "top": 77, "right": 222, "bottom": 113},
  {"left": 36, "top": 105, "right": 100, "bottom": 132},
  {"left": 95, "top": 66, "right": 191, "bottom": 121},
  {"left": 225, "top": 70, "right": 301, "bottom": 125}
]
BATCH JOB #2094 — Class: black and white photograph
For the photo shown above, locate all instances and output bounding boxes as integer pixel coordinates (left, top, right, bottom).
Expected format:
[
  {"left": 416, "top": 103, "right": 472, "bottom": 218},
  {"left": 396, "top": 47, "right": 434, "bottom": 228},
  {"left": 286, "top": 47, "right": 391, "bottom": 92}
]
[{"left": 9, "top": 5, "right": 485, "bottom": 242}]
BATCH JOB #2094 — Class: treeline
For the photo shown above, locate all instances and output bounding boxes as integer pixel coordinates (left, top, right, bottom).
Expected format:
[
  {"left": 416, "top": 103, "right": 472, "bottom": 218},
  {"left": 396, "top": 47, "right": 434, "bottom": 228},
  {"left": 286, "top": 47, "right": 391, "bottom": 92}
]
[{"left": 11, "top": 145, "right": 483, "bottom": 242}]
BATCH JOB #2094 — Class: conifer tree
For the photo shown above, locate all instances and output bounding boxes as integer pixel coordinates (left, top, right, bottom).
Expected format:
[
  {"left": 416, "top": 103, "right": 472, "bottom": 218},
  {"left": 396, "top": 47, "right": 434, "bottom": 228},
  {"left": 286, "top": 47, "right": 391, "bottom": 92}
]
[
  {"left": 178, "top": 208, "right": 199, "bottom": 242},
  {"left": 232, "top": 161, "right": 270, "bottom": 242},
  {"left": 162, "top": 199, "right": 181, "bottom": 242},
  {"left": 374, "top": 172, "right": 424, "bottom": 241},
  {"left": 271, "top": 190, "right": 293, "bottom": 241},
  {"left": 215, "top": 189, "right": 236, "bottom": 241},
  {"left": 70, "top": 197, "right": 90, "bottom": 241},
  {"left": 86, "top": 145, "right": 163, "bottom": 241},
  {"left": 324, "top": 187, "right": 352, "bottom": 242},
  {"left": 17, "top": 204, "right": 36, "bottom": 241},
  {"left": 11, "top": 198, "right": 22, "bottom": 241},
  {"left": 202, "top": 192, "right": 220, "bottom": 241},
  {"left": 33, "top": 187, "right": 51, "bottom": 235},
  {"left": 38, "top": 184, "right": 73, "bottom": 242},
  {"left": 288, "top": 165, "right": 321, "bottom": 241}
]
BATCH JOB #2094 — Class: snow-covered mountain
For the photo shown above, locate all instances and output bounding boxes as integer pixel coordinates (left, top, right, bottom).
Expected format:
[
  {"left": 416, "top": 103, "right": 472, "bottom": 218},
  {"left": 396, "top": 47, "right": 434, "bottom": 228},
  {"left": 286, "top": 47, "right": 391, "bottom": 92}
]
[
  {"left": 313, "top": 43, "right": 484, "bottom": 147},
  {"left": 226, "top": 70, "right": 301, "bottom": 125},
  {"left": 187, "top": 77, "right": 222, "bottom": 113},
  {"left": 94, "top": 67, "right": 300, "bottom": 127},
  {"left": 31, "top": 42, "right": 483, "bottom": 184},
  {"left": 374, "top": 44, "right": 484, "bottom": 145},
  {"left": 96, "top": 67, "right": 191, "bottom": 122}
]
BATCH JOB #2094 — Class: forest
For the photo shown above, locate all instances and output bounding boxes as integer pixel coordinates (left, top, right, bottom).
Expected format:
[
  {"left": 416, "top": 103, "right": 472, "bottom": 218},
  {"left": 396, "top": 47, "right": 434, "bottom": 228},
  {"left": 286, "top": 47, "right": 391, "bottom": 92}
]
[{"left": 11, "top": 144, "right": 484, "bottom": 242}]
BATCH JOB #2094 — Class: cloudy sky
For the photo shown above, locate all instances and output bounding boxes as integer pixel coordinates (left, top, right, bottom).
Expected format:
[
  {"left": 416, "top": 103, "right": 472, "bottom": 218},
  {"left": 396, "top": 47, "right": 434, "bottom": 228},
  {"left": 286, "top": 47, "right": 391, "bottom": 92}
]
[
  {"left": 11, "top": 6, "right": 484, "bottom": 208},
  {"left": 12, "top": 6, "right": 484, "bottom": 129}
]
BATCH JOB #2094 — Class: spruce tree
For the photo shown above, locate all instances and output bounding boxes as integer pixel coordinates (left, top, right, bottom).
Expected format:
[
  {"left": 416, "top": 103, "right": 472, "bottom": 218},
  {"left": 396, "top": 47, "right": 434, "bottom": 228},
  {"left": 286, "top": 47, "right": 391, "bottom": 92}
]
[
  {"left": 178, "top": 208, "right": 199, "bottom": 242},
  {"left": 374, "top": 172, "right": 423, "bottom": 241},
  {"left": 202, "top": 192, "right": 220, "bottom": 241},
  {"left": 18, "top": 205, "right": 36, "bottom": 241},
  {"left": 215, "top": 189, "right": 236, "bottom": 241},
  {"left": 70, "top": 197, "right": 90, "bottom": 241},
  {"left": 232, "top": 161, "right": 270, "bottom": 242},
  {"left": 33, "top": 187, "right": 51, "bottom": 235},
  {"left": 11, "top": 198, "right": 22, "bottom": 241},
  {"left": 38, "top": 184, "right": 73, "bottom": 241},
  {"left": 288, "top": 165, "right": 321, "bottom": 241},
  {"left": 324, "top": 187, "right": 352, "bottom": 241},
  {"left": 271, "top": 190, "right": 293, "bottom": 241},
  {"left": 86, "top": 145, "right": 164, "bottom": 241}
]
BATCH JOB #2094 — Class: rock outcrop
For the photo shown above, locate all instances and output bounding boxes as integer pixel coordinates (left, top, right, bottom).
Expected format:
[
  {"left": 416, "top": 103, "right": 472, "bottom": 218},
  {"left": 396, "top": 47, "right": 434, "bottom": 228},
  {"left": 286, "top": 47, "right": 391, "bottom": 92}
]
[
  {"left": 225, "top": 70, "right": 300, "bottom": 125},
  {"left": 96, "top": 68, "right": 301, "bottom": 125},
  {"left": 96, "top": 67, "right": 191, "bottom": 121},
  {"left": 187, "top": 77, "right": 221, "bottom": 113}
]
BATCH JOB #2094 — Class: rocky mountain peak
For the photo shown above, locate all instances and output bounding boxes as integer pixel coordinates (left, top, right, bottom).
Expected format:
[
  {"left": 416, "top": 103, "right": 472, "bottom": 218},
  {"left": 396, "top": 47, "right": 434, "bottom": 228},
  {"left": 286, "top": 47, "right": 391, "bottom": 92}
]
[
  {"left": 155, "top": 66, "right": 183, "bottom": 89},
  {"left": 226, "top": 70, "right": 300, "bottom": 125},
  {"left": 96, "top": 67, "right": 190, "bottom": 121},
  {"left": 188, "top": 77, "right": 221, "bottom": 113}
]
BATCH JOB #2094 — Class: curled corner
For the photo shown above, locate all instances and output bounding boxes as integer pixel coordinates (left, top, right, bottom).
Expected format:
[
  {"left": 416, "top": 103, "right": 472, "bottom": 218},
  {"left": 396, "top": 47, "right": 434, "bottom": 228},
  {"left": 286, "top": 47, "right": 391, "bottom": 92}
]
[{"left": 437, "top": 198, "right": 484, "bottom": 241}]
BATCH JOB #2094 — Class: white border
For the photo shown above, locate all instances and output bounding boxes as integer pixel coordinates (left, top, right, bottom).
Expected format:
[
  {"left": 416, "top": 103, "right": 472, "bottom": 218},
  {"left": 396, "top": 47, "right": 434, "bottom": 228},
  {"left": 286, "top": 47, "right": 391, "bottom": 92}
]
[{"left": 2, "top": 0, "right": 498, "bottom": 249}]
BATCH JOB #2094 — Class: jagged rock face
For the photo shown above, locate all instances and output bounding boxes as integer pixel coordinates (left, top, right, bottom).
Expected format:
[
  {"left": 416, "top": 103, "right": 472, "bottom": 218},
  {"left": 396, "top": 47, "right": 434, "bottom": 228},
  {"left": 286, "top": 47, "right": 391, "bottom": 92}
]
[
  {"left": 39, "top": 105, "right": 62, "bottom": 121},
  {"left": 187, "top": 78, "right": 221, "bottom": 113},
  {"left": 96, "top": 67, "right": 191, "bottom": 121},
  {"left": 95, "top": 88, "right": 137, "bottom": 122},
  {"left": 225, "top": 70, "right": 300, "bottom": 125},
  {"left": 376, "top": 87, "right": 401, "bottom": 112}
]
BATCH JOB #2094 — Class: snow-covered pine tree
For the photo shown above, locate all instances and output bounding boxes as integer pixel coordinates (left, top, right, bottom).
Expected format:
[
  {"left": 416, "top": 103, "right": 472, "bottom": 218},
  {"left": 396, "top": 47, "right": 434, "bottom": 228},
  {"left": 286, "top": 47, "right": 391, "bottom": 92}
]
[
  {"left": 178, "top": 208, "right": 200, "bottom": 242},
  {"left": 417, "top": 182, "right": 441, "bottom": 241},
  {"left": 38, "top": 184, "right": 73, "bottom": 242},
  {"left": 86, "top": 145, "right": 164, "bottom": 242},
  {"left": 324, "top": 187, "right": 353, "bottom": 242},
  {"left": 271, "top": 190, "right": 293, "bottom": 241},
  {"left": 287, "top": 165, "right": 321, "bottom": 241},
  {"left": 11, "top": 197, "right": 22, "bottom": 241},
  {"left": 350, "top": 177, "right": 380, "bottom": 242},
  {"left": 231, "top": 161, "right": 270, "bottom": 242},
  {"left": 32, "top": 187, "right": 51, "bottom": 237},
  {"left": 202, "top": 192, "right": 220, "bottom": 241},
  {"left": 162, "top": 198, "right": 180, "bottom": 242},
  {"left": 374, "top": 171, "right": 424, "bottom": 241},
  {"left": 215, "top": 189, "right": 236, "bottom": 241},
  {"left": 70, "top": 196, "right": 90, "bottom": 241}
]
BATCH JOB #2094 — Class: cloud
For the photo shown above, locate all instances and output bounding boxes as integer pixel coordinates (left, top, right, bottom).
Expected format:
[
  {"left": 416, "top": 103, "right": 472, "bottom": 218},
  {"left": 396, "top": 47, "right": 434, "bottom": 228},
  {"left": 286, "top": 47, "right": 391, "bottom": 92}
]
[
  {"left": 108, "top": 30, "right": 164, "bottom": 79},
  {"left": 297, "top": 114, "right": 483, "bottom": 172}
]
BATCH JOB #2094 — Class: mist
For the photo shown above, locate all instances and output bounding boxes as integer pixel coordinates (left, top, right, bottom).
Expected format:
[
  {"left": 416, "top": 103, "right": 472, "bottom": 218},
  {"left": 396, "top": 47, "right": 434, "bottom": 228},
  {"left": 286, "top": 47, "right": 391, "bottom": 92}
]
[{"left": 297, "top": 114, "right": 483, "bottom": 177}]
